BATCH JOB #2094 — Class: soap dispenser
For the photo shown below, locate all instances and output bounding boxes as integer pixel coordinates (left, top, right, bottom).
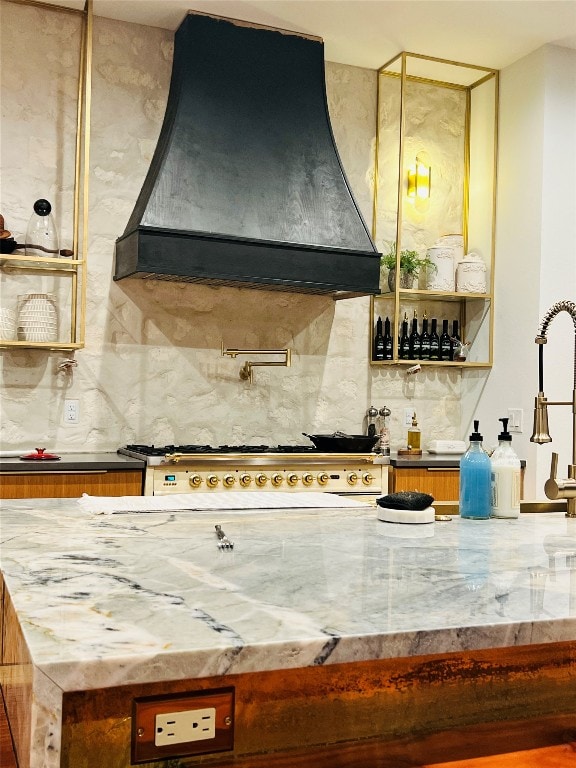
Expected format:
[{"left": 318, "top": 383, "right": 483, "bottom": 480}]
[
  {"left": 459, "top": 420, "right": 491, "bottom": 519},
  {"left": 490, "top": 417, "right": 521, "bottom": 519}
]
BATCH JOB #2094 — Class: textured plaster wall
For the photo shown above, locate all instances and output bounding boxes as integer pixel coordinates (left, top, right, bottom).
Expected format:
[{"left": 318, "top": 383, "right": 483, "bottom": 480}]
[{"left": 0, "top": 2, "right": 460, "bottom": 452}]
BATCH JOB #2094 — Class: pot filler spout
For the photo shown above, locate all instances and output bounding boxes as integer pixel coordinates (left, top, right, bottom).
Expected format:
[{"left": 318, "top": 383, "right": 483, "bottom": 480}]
[{"left": 114, "top": 12, "right": 381, "bottom": 298}]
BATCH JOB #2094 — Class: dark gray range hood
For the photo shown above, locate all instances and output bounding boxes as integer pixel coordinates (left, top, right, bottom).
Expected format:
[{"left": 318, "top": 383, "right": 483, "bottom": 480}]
[{"left": 114, "top": 12, "right": 381, "bottom": 298}]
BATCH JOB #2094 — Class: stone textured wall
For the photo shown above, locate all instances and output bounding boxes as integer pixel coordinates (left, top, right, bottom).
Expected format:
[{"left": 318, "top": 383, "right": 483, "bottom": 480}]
[{"left": 0, "top": 1, "right": 460, "bottom": 452}]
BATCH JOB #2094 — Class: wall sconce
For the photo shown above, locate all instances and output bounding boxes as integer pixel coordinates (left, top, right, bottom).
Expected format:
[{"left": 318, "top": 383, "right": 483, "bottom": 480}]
[{"left": 407, "top": 151, "right": 431, "bottom": 210}]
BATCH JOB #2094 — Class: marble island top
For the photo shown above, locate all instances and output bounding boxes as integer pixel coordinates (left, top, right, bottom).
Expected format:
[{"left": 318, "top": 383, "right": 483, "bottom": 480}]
[{"left": 1, "top": 498, "right": 576, "bottom": 694}]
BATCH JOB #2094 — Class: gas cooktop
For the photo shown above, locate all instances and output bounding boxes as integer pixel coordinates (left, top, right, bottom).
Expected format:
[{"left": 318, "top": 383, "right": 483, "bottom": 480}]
[
  {"left": 121, "top": 444, "right": 318, "bottom": 456},
  {"left": 118, "top": 444, "right": 322, "bottom": 465}
]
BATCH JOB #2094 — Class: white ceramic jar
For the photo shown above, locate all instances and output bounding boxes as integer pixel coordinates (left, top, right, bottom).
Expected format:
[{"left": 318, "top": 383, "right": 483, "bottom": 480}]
[
  {"left": 425, "top": 245, "right": 455, "bottom": 291},
  {"left": 456, "top": 253, "right": 487, "bottom": 293}
]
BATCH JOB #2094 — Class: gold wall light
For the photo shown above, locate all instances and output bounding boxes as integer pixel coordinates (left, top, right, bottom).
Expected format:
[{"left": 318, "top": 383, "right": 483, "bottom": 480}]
[{"left": 407, "top": 151, "right": 431, "bottom": 210}]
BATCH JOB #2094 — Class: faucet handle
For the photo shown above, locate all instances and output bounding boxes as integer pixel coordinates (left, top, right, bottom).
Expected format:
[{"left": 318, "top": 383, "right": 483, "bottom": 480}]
[{"left": 550, "top": 452, "right": 558, "bottom": 481}]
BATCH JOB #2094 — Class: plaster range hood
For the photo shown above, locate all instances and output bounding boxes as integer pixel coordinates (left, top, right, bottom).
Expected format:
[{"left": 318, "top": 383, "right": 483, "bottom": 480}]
[{"left": 114, "top": 12, "right": 381, "bottom": 298}]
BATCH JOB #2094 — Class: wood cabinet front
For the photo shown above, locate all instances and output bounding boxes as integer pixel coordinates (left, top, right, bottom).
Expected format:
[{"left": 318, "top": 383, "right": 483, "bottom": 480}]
[
  {"left": 391, "top": 467, "right": 460, "bottom": 501},
  {"left": 0, "top": 470, "right": 143, "bottom": 499}
]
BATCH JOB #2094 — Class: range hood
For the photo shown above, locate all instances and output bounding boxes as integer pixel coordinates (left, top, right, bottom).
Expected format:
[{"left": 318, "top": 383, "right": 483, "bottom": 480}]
[{"left": 114, "top": 12, "right": 381, "bottom": 298}]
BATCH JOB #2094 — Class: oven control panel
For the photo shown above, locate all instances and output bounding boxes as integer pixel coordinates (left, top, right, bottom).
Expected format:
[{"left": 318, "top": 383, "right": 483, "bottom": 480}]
[{"left": 148, "top": 464, "right": 386, "bottom": 496}]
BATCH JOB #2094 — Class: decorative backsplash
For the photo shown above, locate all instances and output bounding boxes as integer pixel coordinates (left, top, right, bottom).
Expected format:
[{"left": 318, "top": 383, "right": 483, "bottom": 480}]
[{"left": 0, "top": 1, "right": 461, "bottom": 451}]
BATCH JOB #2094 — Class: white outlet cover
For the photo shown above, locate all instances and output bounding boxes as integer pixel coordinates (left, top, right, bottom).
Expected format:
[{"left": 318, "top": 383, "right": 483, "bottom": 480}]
[{"left": 155, "top": 707, "right": 216, "bottom": 746}]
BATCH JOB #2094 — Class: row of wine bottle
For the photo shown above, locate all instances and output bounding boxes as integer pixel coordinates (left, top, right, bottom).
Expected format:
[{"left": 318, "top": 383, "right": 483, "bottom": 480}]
[{"left": 373, "top": 312, "right": 461, "bottom": 362}]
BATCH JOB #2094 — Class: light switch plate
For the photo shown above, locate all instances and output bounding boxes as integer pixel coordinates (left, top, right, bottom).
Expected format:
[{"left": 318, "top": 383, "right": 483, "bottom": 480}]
[{"left": 508, "top": 408, "right": 523, "bottom": 433}]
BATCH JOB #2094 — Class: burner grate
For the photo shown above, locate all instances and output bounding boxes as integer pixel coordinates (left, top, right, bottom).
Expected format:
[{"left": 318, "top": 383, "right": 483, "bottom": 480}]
[{"left": 123, "top": 443, "right": 319, "bottom": 456}]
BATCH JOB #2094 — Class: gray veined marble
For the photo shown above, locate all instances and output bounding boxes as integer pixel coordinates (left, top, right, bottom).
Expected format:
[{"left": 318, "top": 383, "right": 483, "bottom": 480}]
[
  {"left": 2, "top": 498, "right": 576, "bottom": 768},
  {"left": 2, "top": 499, "right": 576, "bottom": 692}
]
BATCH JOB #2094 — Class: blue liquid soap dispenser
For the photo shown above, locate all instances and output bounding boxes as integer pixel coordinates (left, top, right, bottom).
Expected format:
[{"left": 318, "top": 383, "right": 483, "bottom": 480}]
[{"left": 459, "top": 420, "right": 491, "bottom": 519}]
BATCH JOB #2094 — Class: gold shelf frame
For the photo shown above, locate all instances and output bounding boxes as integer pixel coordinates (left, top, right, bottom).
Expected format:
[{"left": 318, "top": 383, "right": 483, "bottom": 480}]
[
  {"left": 0, "top": 0, "right": 93, "bottom": 352},
  {"left": 370, "top": 51, "right": 499, "bottom": 369}
]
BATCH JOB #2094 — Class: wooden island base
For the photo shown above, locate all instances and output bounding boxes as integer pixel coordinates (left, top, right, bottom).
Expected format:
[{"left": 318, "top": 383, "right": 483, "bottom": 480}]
[{"left": 52, "top": 642, "right": 576, "bottom": 768}]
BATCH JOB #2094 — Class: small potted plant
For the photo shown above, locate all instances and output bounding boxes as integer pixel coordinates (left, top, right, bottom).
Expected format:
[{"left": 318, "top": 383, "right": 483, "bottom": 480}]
[{"left": 381, "top": 242, "right": 434, "bottom": 291}]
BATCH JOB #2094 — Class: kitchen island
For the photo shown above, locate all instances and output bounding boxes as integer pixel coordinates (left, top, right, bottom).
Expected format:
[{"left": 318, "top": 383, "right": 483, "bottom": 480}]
[{"left": 1, "top": 497, "right": 575, "bottom": 767}]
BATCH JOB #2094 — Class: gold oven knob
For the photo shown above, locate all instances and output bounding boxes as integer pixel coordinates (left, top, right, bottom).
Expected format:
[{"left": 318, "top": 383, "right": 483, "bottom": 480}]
[
  {"left": 223, "top": 474, "right": 236, "bottom": 488},
  {"left": 239, "top": 473, "right": 252, "bottom": 488},
  {"left": 287, "top": 472, "right": 299, "bottom": 487},
  {"left": 255, "top": 473, "right": 268, "bottom": 487},
  {"left": 347, "top": 472, "right": 358, "bottom": 486},
  {"left": 302, "top": 472, "right": 314, "bottom": 487},
  {"left": 206, "top": 474, "right": 219, "bottom": 488},
  {"left": 189, "top": 474, "right": 202, "bottom": 488},
  {"left": 317, "top": 472, "right": 329, "bottom": 486},
  {"left": 271, "top": 473, "right": 284, "bottom": 487},
  {"left": 362, "top": 472, "right": 374, "bottom": 486}
]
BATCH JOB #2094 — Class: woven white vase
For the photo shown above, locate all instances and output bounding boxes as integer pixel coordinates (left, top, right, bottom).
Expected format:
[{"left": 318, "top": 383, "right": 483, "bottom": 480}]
[{"left": 17, "top": 293, "right": 58, "bottom": 342}]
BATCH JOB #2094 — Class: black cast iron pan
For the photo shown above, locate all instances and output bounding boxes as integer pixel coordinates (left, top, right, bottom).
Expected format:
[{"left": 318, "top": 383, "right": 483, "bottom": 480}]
[{"left": 303, "top": 432, "right": 379, "bottom": 452}]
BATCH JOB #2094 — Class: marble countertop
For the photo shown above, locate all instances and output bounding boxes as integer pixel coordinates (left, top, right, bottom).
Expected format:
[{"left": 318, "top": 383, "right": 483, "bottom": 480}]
[
  {"left": 0, "top": 452, "right": 145, "bottom": 471},
  {"left": 1, "top": 498, "right": 574, "bottom": 693}
]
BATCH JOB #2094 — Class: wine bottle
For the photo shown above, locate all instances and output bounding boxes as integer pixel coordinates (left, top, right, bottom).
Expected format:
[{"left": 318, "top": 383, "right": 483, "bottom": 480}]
[
  {"left": 399, "top": 312, "right": 410, "bottom": 360},
  {"left": 409, "top": 310, "right": 420, "bottom": 360},
  {"left": 429, "top": 318, "right": 440, "bottom": 360},
  {"left": 440, "top": 319, "right": 451, "bottom": 361},
  {"left": 450, "top": 319, "right": 461, "bottom": 361},
  {"left": 373, "top": 316, "right": 385, "bottom": 361},
  {"left": 420, "top": 311, "right": 430, "bottom": 360},
  {"left": 452, "top": 319, "right": 461, "bottom": 341},
  {"left": 383, "top": 316, "right": 393, "bottom": 360}
]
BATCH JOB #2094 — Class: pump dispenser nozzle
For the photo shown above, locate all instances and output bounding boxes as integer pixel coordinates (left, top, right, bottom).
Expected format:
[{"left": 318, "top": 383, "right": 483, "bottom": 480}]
[
  {"left": 498, "top": 417, "right": 513, "bottom": 441},
  {"left": 469, "top": 420, "right": 483, "bottom": 441}
]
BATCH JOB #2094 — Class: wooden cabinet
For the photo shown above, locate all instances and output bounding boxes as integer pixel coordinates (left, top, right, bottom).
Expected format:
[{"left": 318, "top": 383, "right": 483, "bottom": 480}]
[
  {"left": 391, "top": 466, "right": 460, "bottom": 501},
  {"left": 390, "top": 465, "right": 525, "bottom": 502},
  {"left": 370, "top": 52, "right": 498, "bottom": 369},
  {"left": 0, "top": 470, "right": 143, "bottom": 499}
]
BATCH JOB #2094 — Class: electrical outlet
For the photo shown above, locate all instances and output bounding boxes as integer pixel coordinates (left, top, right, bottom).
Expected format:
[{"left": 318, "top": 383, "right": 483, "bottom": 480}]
[
  {"left": 64, "top": 399, "right": 79, "bottom": 424},
  {"left": 155, "top": 707, "right": 215, "bottom": 746},
  {"left": 132, "top": 687, "right": 234, "bottom": 764},
  {"left": 508, "top": 408, "right": 523, "bottom": 433},
  {"left": 404, "top": 407, "right": 414, "bottom": 426}
]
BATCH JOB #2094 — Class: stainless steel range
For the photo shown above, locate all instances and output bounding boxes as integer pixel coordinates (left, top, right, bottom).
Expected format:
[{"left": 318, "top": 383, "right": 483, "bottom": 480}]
[{"left": 118, "top": 444, "right": 388, "bottom": 499}]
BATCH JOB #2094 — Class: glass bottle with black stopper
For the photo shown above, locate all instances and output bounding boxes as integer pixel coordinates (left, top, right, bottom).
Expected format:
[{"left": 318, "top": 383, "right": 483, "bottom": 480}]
[
  {"left": 420, "top": 311, "right": 431, "bottom": 360},
  {"left": 409, "top": 310, "right": 421, "bottom": 360},
  {"left": 383, "top": 316, "right": 393, "bottom": 360},
  {"left": 399, "top": 312, "right": 411, "bottom": 360},
  {"left": 373, "top": 316, "right": 385, "bottom": 361},
  {"left": 440, "top": 319, "right": 451, "bottom": 361},
  {"left": 429, "top": 317, "right": 440, "bottom": 360}
]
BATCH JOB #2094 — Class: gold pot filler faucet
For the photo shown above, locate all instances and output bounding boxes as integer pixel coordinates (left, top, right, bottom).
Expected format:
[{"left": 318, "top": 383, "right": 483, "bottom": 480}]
[
  {"left": 221, "top": 342, "right": 291, "bottom": 384},
  {"left": 530, "top": 300, "right": 576, "bottom": 517}
]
